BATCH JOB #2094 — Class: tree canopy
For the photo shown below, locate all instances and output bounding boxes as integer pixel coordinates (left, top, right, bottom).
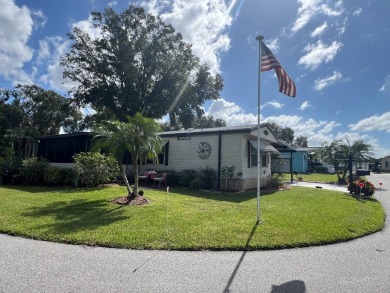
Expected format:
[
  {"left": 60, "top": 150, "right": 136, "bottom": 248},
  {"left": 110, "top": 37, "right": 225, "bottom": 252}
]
[
  {"left": 61, "top": 5, "right": 223, "bottom": 128},
  {"left": 293, "top": 135, "right": 308, "bottom": 148},
  {"left": 0, "top": 85, "right": 83, "bottom": 157},
  {"left": 267, "top": 123, "right": 295, "bottom": 144},
  {"left": 161, "top": 114, "right": 226, "bottom": 131}
]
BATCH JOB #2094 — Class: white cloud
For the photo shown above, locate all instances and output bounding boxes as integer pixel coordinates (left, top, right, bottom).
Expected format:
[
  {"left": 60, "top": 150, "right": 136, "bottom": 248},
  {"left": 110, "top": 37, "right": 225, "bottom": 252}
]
[
  {"left": 262, "top": 115, "right": 342, "bottom": 146},
  {"left": 349, "top": 112, "right": 390, "bottom": 133},
  {"left": 299, "top": 40, "right": 343, "bottom": 70},
  {"left": 265, "top": 38, "right": 279, "bottom": 53},
  {"left": 319, "top": 121, "right": 340, "bottom": 134},
  {"left": 299, "top": 101, "right": 311, "bottom": 110},
  {"left": 144, "top": 0, "right": 233, "bottom": 74},
  {"left": 311, "top": 22, "right": 328, "bottom": 37},
  {"left": 206, "top": 98, "right": 257, "bottom": 125},
  {"left": 261, "top": 100, "right": 284, "bottom": 110},
  {"left": 31, "top": 8, "right": 47, "bottom": 29},
  {"left": 337, "top": 17, "right": 348, "bottom": 36},
  {"left": 0, "top": 0, "right": 34, "bottom": 82},
  {"left": 379, "top": 75, "right": 390, "bottom": 92},
  {"left": 314, "top": 71, "right": 343, "bottom": 90},
  {"left": 72, "top": 15, "right": 102, "bottom": 40},
  {"left": 37, "top": 36, "right": 76, "bottom": 92},
  {"left": 291, "top": 0, "right": 344, "bottom": 34},
  {"left": 353, "top": 8, "right": 362, "bottom": 16},
  {"left": 37, "top": 39, "right": 50, "bottom": 63}
]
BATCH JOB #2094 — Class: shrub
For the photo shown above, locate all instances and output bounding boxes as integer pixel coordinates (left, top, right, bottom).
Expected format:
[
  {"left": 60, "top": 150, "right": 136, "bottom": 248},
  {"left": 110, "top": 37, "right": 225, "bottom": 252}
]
[
  {"left": 164, "top": 170, "right": 180, "bottom": 186},
  {"left": 348, "top": 177, "right": 376, "bottom": 196},
  {"left": 73, "top": 152, "right": 119, "bottom": 187},
  {"left": 179, "top": 169, "right": 198, "bottom": 187},
  {"left": 0, "top": 155, "right": 21, "bottom": 175},
  {"left": 189, "top": 178, "right": 201, "bottom": 189},
  {"left": 0, "top": 155, "right": 22, "bottom": 184},
  {"left": 269, "top": 173, "right": 286, "bottom": 188},
  {"left": 20, "top": 157, "right": 49, "bottom": 185},
  {"left": 198, "top": 167, "right": 217, "bottom": 190},
  {"left": 44, "top": 166, "right": 77, "bottom": 186}
]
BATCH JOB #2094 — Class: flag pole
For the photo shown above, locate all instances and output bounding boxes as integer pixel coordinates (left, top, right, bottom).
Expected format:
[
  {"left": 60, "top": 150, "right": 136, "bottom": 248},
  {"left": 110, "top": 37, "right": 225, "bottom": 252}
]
[{"left": 256, "top": 34, "right": 263, "bottom": 224}]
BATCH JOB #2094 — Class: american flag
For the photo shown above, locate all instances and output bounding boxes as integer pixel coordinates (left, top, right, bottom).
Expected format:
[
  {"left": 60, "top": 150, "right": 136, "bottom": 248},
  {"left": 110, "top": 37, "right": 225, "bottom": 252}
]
[{"left": 261, "top": 42, "right": 296, "bottom": 97}]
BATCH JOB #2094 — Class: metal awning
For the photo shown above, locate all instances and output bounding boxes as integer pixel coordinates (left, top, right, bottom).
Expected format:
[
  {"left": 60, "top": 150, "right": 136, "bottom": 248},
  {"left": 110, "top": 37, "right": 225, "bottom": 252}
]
[{"left": 249, "top": 140, "right": 280, "bottom": 154}]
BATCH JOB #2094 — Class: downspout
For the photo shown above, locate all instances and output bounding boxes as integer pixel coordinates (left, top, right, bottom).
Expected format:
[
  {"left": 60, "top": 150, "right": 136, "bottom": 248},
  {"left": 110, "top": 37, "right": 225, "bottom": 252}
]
[{"left": 217, "top": 133, "right": 222, "bottom": 189}]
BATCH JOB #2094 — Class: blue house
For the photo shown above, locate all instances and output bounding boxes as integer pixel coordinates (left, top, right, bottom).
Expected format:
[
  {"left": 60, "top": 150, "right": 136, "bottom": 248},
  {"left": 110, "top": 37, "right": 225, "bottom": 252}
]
[{"left": 279, "top": 148, "right": 309, "bottom": 174}]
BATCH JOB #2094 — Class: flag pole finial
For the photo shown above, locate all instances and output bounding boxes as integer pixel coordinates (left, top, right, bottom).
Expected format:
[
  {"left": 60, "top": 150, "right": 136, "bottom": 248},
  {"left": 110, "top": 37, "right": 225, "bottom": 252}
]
[{"left": 256, "top": 35, "right": 264, "bottom": 41}]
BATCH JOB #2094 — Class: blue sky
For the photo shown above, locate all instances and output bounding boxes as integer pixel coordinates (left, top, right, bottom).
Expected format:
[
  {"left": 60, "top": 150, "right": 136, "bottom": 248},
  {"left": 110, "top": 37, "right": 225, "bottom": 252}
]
[{"left": 1, "top": 0, "right": 390, "bottom": 158}]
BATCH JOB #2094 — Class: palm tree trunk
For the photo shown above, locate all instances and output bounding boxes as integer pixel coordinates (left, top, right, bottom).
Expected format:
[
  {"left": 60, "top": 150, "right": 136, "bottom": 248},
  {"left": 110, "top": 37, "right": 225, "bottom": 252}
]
[
  {"left": 120, "top": 163, "right": 131, "bottom": 195},
  {"left": 133, "top": 155, "right": 139, "bottom": 196}
]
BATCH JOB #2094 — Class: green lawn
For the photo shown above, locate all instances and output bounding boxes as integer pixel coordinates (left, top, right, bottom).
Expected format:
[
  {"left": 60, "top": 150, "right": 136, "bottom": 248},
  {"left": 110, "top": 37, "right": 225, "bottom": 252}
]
[
  {"left": 298, "top": 173, "right": 341, "bottom": 183},
  {"left": 0, "top": 185, "right": 385, "bottom": 250}
]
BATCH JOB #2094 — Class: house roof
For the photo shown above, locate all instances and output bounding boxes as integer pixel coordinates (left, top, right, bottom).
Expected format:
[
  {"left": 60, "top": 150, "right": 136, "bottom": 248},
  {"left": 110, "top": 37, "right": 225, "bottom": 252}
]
[
  {"left": 249, "top": 139, "right": 280, "bottom": 154},
  {"left": 270, "top": 140, "right": 296, "bottom": 152},
  {"left": 158, "top": 124, "right": 259, "bottom": 136},
  {"left": 37, "top": 132, "right": 93, "bottom": 140}
]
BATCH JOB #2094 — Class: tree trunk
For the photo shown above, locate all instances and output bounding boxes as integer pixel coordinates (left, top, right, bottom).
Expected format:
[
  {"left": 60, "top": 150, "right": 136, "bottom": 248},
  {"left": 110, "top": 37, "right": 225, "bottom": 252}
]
[
  {"left": 120, "top": 163, "right": 131, "bottom": 195},
  {"left": 133, "top": 155, "right": 139, "bottom": 196}
]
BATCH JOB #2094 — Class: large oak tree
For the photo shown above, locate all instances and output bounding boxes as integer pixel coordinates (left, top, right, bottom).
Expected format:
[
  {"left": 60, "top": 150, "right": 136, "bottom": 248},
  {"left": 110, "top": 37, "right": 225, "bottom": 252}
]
[{"left": 61, "top": 5, "right": 223, "bottom": 128}]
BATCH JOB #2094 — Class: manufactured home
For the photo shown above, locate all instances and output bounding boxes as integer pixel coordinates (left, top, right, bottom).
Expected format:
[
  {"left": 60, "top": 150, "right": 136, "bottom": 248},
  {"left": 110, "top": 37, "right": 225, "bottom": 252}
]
[
  {"left": 23, "top": 125, "right": 293, "bottom": 191},
  {"left": 144, "top": 124, "right": 283, "bottom": 190}
]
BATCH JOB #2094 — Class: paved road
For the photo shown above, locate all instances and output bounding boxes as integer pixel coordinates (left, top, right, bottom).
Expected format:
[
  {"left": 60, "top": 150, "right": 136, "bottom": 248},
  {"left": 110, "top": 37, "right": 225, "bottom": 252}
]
[{"left": 1, "top": 174, "right": 389, "bottom": 292}]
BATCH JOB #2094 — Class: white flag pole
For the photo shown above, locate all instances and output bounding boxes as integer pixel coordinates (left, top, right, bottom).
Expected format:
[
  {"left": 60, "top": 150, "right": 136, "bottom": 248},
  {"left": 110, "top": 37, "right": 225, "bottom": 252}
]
[{"left": 256, "top": 35, "right": 263, "bottom": 224}]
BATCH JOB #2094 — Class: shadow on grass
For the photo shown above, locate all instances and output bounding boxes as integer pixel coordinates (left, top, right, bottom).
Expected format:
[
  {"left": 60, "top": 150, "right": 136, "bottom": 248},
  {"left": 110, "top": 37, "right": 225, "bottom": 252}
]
[
  {"left": 170, "top": 188, "right": 279, "bottom": 203},
  {"left": 223, "top": 223, "right": 258, "bottom": 292},
  {"left": 0, "top": 184, "right": 124, "bottom": 194},
  {"left": 22, "top": 199, "right": 128, "bottom": 234}
]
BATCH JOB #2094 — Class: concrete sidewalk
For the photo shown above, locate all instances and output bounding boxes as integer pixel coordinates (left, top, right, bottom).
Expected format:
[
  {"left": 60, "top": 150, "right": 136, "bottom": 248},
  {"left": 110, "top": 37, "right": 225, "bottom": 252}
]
[{"left": 286, "top": 180, "right": 348, "bottom": 192}]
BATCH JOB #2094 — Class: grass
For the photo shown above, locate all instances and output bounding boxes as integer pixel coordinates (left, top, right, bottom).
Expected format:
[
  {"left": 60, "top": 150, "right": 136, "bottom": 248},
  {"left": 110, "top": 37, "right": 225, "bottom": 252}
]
[
  {"left": 0, "top": 185, "right": 385, "bottom": 250},
  {"left": 297, "top": 173, "right": 341, "bottom": 183}
]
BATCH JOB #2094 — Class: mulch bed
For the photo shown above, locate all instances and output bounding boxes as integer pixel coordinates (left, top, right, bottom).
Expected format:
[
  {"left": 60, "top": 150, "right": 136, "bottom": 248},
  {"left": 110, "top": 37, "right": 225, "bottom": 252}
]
[{"left": 111, "top": 195, "right": 150, "bottom": 206}]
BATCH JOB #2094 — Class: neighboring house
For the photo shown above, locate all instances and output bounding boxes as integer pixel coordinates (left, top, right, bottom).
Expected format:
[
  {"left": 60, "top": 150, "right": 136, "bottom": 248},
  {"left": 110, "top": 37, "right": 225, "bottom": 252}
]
[
  {"left": 277, "top": 148, "right": 308, "bottom": 174},
  {"left": 380, "top": 156, "right": 390, "bottom": 172},
  {"left": 25, "top": 124, "right": 292, "bottom": 191}
]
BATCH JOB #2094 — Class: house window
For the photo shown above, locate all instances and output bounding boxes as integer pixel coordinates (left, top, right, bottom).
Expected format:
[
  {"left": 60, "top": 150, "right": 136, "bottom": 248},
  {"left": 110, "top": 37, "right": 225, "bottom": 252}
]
[
  {"left": 248, "top": 143, "right": 267, "bottom": 167},
  {"left": 144, "top": 141, "right": 169, "bottom": 166},
  {"left": 250, "top": 143, "right": 257, "bottom": 167},
  {"left": 386, "top": 161, "right": 389, "bottom": 168},
  {"left": 262, "top": 155, "right": 267, "bottom": 167}
]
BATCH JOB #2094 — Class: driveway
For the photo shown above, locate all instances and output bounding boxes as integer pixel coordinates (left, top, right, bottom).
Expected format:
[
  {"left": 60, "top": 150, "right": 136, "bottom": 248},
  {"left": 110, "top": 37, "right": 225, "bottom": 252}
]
[{"left": 1, "top": 174, "right": 389, "bottom": 292}]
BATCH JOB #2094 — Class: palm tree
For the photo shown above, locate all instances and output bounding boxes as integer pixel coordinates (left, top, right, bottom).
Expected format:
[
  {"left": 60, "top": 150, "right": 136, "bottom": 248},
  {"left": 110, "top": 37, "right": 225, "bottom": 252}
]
[
  {"left": 92, "top": 113, "right": 162, "bottom": 196},
  {"left": 315, "top": 140, "right": 344, "bottom": 182},
  {"left": 316, "top": 139, "right": 373, "bottom": 183}
]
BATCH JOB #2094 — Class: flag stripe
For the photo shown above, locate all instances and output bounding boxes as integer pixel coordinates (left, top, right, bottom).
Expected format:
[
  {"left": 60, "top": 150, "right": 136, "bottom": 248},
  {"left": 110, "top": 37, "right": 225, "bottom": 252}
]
[{"left": 260, "top": 42, "right": 296, "bottom": 97}]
